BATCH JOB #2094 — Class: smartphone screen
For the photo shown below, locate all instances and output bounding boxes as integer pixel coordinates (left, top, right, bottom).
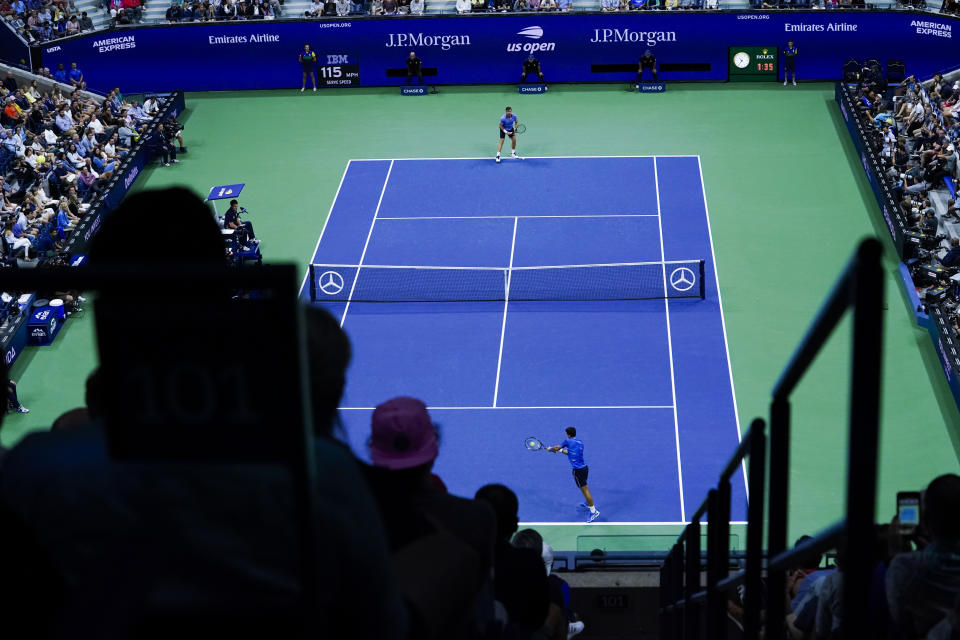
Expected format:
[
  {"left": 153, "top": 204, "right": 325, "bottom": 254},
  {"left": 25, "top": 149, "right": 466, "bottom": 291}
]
[{"left": 897, "top": 492, "right": 921, "bottom": 532}]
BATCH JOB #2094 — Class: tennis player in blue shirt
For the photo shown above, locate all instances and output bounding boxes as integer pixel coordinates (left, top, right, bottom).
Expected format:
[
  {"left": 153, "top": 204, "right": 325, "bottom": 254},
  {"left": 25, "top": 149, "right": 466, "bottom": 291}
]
[
  {"left": 548, "top": 426, "right": 600, "bottom": 523},
  {"left": 496, "top": 106, "right": 521, "bottom": 164}
]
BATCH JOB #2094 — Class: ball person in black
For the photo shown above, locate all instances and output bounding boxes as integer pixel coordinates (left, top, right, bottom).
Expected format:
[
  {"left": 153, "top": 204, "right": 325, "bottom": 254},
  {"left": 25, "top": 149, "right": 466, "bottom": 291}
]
[
  {"left": 406, "top": 51, "right": 423, "bottom": 85},
  {"left": 299, "top": 43, "right": 317, "bottom": 92},
  {"left": 783, "top": 40, "right": 797, "bottom": 86},
  {"left": 637, "top": 49, "right": 658, "bottom": 88},
  {"left": 521, "top": 53, "right": 546, "bottom": 87}
]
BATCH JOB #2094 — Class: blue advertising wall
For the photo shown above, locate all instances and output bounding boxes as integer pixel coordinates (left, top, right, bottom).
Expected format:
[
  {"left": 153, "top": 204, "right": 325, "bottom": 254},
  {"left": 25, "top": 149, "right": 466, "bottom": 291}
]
[
  {"left": 0, "top": 25, "right": 31, "bottom": 68},
  {"left": 36, "top": 11, "right": 957, "bottom": 92}
]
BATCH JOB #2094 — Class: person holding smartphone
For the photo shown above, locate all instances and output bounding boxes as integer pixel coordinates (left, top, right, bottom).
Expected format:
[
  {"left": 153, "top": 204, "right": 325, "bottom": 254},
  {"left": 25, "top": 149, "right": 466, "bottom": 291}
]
[{"left": 886, "top": 474, "right": 960, "bottom": 640}]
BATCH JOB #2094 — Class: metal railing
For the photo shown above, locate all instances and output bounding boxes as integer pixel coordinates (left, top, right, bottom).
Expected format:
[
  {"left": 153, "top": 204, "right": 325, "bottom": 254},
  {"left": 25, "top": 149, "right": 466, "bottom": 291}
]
[{"left": 660, "top": 238, "right": 884, "bottom": 639}]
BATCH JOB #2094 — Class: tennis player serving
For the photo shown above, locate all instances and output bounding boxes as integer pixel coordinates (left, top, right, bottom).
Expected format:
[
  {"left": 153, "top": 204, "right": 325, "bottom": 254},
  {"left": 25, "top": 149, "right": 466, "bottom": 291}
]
[
  {"left": 547, "top": 426, "right": 600, "bottom": 523},
  {"left": 496, "top": 106, "right": 521, "bottom": 164}
]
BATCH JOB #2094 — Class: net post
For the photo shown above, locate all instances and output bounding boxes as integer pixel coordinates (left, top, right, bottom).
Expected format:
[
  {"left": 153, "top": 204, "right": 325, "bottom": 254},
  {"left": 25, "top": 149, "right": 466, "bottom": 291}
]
[
  {"left": 699, "top": 260, "right": 705, "bottom": 299},
  {"left": 308, "top": 264, "right": 316, "bottom": 302}
]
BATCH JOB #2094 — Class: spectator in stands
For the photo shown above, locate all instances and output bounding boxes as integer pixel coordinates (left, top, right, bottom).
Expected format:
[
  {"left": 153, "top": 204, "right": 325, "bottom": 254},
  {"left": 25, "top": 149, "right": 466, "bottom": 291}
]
[
  {"left": 51, "top": 63, "right": 67, "bottom": 86},
  {"left": 409, "top": 0, "right": 423, "bottom": 14},
  {"left": 470, "top": 0, "right": 487, "bottom": 10},
  {"left": 513, "top": 528, "right": 585, "bottom": 638},
  {"left": 369, "top": 0, "right": 382, "bottom": 13},
  {"left": 396, "top": 0, "right": 410, "bottom": 13},
  {"left": 601, "top": 0, "right": 618, "bottom": 10},
  {"left": 940, "top": 237, "right": 960, "bottom": 267},
  {"left": 2, "top": 72, "right": 16, "bottom": 94},
  {"left": 887, "top": 474, "right": 960, "bottom": 639},
  {"left": 78, "top": 9, "right": 92, "bottom": 29},
  {"left": 362, "top": 397, "right": 498, "bottom": 639},
  {"left": 381, "top": 0, "right": 397, "bottom": 13},
  {"left": 456, "top": 0, "right": 470, "bottom": 11},
  {"left": 475, "top": 483, "right": 551, "bottom": 638},
  {"left": 335, "top": 0, "right": 349, "bottom": 13},
  {"left": 783, "top": 535, "right": 837, "bottom": 637},
  {"left": 0, "top": 188, "right": 412, "bottom": 640},
  {"left": 165, "top": 1, "right": 181, "bottom": 19},
  {"left": 64, "top": 13, "right": 77, "bottom": 32},
  {"left": 322, "top": 0, "right": 337, "bottom": 14}
]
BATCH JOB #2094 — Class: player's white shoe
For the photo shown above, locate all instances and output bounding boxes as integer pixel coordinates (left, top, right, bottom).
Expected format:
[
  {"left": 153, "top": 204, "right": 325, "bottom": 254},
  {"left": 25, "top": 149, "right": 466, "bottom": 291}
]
[
  {"left": 587, "top": 510, "right": 600, "bottom": 523},
  {"left": 511, "top": 152, "right": 520, "bottom": 159},
  {"left": 792, "top": 79, "right": 797, "bottom": 86},
  {"left": 568, "top": 621, "right": 585, "bottom": 638},
  {"left": 301, "top": 87, "right": 305, "bottom": 92},
  {"left": 496, "top": 155, "right": 501, "bottom": 163},
  {"left": 783, "top": 80, "right": 787, "bottom": 86}
]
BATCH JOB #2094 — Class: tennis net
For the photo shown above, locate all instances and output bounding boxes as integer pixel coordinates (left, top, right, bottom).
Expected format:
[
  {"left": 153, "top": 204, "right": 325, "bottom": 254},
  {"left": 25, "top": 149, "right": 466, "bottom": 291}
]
[{"left": 308, "top": 260, "right": 705, "bottom": 303}]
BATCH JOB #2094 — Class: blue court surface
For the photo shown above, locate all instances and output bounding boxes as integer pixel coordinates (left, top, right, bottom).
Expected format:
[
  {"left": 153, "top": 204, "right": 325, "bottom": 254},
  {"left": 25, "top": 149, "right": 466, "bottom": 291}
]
[{"left": 303, "top": 156, "right": 747, "bottom": 525}]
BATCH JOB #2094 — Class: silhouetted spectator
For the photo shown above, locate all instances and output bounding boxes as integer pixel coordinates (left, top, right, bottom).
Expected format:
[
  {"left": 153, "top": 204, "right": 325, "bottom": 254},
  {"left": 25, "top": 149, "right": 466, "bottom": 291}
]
[
  {"left": 0, "top": 188, "right": 409, "bottom": 640},
  {"left": 475, "top": 483, "right": 551, "bottom": 637},
  {"left": 364, "top": 397, "right": 497, "bottom": 639},
  {"left": 887, "top": 474, "right": 960, "bottom": 639}
]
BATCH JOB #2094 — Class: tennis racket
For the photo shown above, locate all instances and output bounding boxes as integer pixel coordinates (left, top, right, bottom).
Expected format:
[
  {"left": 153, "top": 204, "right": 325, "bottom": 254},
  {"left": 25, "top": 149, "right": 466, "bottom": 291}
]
[
  {"left": 524, "top": 436, "right": 546, "bottom": 451},
  {"left": 513, "top": 124, "right": 527, "bottom": 135}
]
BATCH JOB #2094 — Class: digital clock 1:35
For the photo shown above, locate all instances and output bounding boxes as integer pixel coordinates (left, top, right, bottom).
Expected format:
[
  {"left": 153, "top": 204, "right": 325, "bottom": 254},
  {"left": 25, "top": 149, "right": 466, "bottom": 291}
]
[{"left": 728, "top": 46, "right": 779, "bottom": 82}]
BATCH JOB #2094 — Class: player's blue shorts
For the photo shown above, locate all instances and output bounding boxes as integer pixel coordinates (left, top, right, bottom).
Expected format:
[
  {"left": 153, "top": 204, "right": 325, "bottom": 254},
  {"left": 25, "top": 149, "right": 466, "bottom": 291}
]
[{"left": 573, "top": 466, "right": 589, "bottom": 488}]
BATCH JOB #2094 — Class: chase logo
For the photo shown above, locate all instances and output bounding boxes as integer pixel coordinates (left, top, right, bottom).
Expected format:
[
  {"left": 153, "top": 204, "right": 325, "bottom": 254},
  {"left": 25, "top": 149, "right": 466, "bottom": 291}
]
[{"left": 517, "top": 26, "right": 543, "bottom": 40}]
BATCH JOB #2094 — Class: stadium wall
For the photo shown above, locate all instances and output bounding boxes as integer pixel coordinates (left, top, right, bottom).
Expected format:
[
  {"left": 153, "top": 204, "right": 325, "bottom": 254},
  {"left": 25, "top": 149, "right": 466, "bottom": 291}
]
[{"left": 30, "top": 11, "right": 958, "bottom": 93}]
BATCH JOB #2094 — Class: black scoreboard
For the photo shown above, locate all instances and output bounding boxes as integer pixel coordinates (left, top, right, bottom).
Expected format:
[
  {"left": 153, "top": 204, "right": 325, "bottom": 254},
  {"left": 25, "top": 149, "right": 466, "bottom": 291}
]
[
  {"left": 728, "top": 46, "right": 778, "bottom": 81},
  {"left": 319, "top": 53, "right": 361, "bottom": 87}
]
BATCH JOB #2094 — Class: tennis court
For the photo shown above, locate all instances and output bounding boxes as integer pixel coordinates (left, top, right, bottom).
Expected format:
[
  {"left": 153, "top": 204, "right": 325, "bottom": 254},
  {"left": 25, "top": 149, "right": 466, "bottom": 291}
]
[{"left": 304, "top": 155, "right": 746, "bottom": 525}]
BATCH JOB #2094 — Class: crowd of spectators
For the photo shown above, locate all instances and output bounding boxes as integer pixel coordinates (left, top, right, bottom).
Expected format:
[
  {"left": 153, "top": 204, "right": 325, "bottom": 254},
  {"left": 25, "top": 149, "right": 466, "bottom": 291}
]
[
  {"left": 2, "top": 0, "right": 96, "bottom": 44},
  {"left": 0, "top": 73, "right": 179, "bottom": 262},
  {"left": 165, "top": 0, "right": 282, "bottom": 21},
  {"left": 852, "top": 68, "right": 959, "bottom": 260},
  {"left": 0, "top": 186, "right": 587, "bottom": 638}
]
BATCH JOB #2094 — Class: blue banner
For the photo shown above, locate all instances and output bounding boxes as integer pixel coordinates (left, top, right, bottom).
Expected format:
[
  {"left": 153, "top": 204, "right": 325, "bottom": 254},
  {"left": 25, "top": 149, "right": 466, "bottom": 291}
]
[
  {"left": 0, "top": 24, "right": 31, "bottom": 67},
  {"left": 36, "top": 11, "right": 956, "bottom": 93}
]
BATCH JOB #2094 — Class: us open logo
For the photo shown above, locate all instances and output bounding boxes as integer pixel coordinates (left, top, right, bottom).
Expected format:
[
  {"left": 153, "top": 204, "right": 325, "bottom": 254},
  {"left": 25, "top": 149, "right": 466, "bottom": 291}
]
[{"left": 507, "top": 26, "right": 556, "bottom": 53}]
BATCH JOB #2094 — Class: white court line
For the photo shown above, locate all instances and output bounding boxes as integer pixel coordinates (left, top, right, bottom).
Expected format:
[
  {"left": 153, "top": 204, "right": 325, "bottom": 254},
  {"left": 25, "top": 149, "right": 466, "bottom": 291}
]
[
  {"left": 348, "top": 155, "right": 699, "bottom": 162},
  {"left": 298, "top": 160, "right": 353, "bottom": 299},
  {"left": 653, "top": 158, "right": 686, "bottom": 524},
  {"left": 339, "top": 160, "right": 394, "bottom": 327},
  {"left": 339, "top": 405, "right": 674, "bottom": 410},
  {"left": 697, "top": 156, "right": 749, "bottom": 501},
  {"left": 310, "top": 259, "right": 700, "bottom": 271},
  {"left": 522, "top": 521, "right": 749, "bottom": 526},
  {"left": 493, "top": 216, "right": 516, "bottom": 408},
  {"left": 377, "top": 214, "right": 660, "bottom": 220}
]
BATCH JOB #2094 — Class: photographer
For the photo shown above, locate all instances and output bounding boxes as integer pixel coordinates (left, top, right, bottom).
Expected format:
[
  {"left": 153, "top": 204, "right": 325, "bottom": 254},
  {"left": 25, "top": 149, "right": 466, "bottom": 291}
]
[
  {"left": 163, "top": 116, "right": 187, "bottom": 154},
  {"left": 941, "top": 237, "right": 960, "bottom": 268},
  {"left": 149, "top": 124, "right": 178, "bottom": 167}
]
